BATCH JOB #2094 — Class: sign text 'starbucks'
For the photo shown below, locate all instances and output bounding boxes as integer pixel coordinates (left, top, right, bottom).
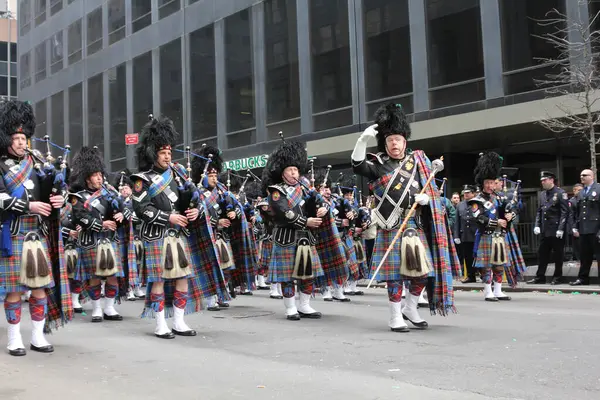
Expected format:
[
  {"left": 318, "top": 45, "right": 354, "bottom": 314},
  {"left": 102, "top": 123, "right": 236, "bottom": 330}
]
[{"left": 224, "top": 154, "right": 269, "bottom": 171}]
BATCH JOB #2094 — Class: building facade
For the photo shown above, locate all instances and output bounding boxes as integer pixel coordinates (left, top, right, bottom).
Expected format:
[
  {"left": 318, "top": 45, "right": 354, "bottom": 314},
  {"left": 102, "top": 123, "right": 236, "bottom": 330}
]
[
  {"left": 0, "top": 0, "right": 18, "bottom": 101},
  {"left": 16, "top": 0, "right": 598, "bottom": 257}
]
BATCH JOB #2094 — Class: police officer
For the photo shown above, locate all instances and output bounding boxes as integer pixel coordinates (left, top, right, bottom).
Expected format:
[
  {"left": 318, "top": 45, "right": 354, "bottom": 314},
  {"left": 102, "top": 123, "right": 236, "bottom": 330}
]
[
  {"left": 529, "top": 171, "right": 568, "bottom": 284},
  {"left": 567, "top": 183, "right": 583, "bottom": 262},
  {"left": 454, "top": 185, "right": 478, "bottom": 283},
  {"left": 571, "top": 169, "right": 600, "bottom": 286}
]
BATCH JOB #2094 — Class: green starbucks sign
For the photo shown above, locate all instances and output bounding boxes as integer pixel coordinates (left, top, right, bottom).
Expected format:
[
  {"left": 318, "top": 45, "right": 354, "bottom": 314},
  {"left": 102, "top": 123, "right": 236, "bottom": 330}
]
[{"left": 224, "top": 154, "right": 269, "bottom": 171}]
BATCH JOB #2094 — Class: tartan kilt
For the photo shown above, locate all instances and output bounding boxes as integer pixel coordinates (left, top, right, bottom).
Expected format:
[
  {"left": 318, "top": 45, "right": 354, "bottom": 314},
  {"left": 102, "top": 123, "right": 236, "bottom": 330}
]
[
  {"left": 473, "top": 233, "right": 509, "bottom": 269},
  {"left": 0, "top": 216, "right": 54, "bottom": 293},
  {"left": 142, "top": 234, "right": 194, "bottom": 283},
  {"left": 268, "top": 242, "right": 324, "bottom": 283},
  {"left": 257, "top": 238, "right": 273, "bottom": 275},
  {"left": 343, "top": 235, "right": 360, "bottom": 280},
  {"left": 74, "top": 231, "right": 124, "bottom": 281},
  {"left": 354, "top": 238, "right": 370, "bottom": 280},
  {"left": 314, "top": 216, "right": 349, "bottom": 287},
  {"left": 370, "top": 218, "right": 433, "bottom": 281}
]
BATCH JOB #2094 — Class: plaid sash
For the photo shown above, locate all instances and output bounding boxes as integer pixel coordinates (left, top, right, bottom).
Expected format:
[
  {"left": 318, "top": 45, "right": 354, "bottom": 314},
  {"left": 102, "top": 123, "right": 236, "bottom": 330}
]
[
  {"left": 285, "top": 184, "right": 304, "bottom": 209},
  {"left": 148, "top": 168, "right": 173, "bottom": 199},
  {"left": 1, "top": 155, "right": 35, "bottom": 256},
  {"left": 83, "top": 189, "right": 103, "bottom": 212}
]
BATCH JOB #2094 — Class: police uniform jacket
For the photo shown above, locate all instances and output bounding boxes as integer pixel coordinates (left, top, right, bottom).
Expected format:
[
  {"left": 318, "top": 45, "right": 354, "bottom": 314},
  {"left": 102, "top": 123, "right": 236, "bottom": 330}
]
[
  {"left": 535, "top": 186, "right": 568, "bottom": 237},
  {"left": 454, "top": 200, "right": 477, "bottom": 242},
  {"left": 574, "top": 182, "right": 600, "bottom": 235}
]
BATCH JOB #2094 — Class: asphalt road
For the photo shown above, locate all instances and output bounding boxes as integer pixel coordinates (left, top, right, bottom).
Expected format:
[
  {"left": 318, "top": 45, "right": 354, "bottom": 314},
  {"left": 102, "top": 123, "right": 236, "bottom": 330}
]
[{"left": 1, "top": 288, "right": 599, "bottom": 400}]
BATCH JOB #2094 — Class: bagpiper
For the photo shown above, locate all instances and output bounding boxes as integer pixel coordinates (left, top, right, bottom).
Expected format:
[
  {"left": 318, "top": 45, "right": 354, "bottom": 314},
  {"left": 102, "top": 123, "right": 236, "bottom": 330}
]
[
  {"left": 352, "top": 103, "right": 458, "bottom": 332},
  {"left": 258, "top": 167, "right": 283, "bottom": 299},
  {"left": 131, "top": 115, "right": 202, "bottom": 338},
  {"left": 0, "top": 100, "right": 72, "bottom": 356}
]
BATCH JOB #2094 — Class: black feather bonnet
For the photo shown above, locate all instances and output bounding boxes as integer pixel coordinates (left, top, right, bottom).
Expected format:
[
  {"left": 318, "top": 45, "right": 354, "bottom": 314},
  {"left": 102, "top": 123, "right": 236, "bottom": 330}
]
[
  {"left": 0, "top": 100, "right": 36, "bottom": 150},
  {"left": 266, "top": 141, "right": 307, "bottom": 184},
  {"left": 136, "top": 115, "right": 178, "bottom": 171},
  {"left": 244, "top": 181, "right": 263, "bottom": 201},
  {"left": 474, "top": 152, "right": 503, "bottom": 186},
  {"left": 70, "top": 146, "right": 106, "bottom": 189},
  {"left": 374, "top": 103, "right": 411, "bottom": 153},
  {"left": 191, "top": 145, "right": 223, "bottom": 183},
  {"left": 113, "top": 168, "right": 133, "bottom": 189},
  {"left": 313, "top": 168, "right": 332, "bottom": 189}
]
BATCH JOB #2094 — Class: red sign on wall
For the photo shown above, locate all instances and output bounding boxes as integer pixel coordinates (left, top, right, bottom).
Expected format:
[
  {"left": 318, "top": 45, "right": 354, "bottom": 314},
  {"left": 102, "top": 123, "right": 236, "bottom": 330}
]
[{"left": 125, "top": 133, "right": 139, "bottom": 145}]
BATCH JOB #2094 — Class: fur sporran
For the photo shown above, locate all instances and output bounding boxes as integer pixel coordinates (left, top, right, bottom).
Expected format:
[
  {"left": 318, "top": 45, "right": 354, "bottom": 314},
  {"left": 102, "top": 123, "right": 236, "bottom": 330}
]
[
  {"left": 400, "top": 228, "right": 431, "bottom": 277},
  {"left": 95, "top": 238, "right": 117, "bottom": 277},
  {"left": 216, "top": 238, "right": 235, "bottom": 270},
  {"left": 491, "top": 234, "right": 508, "bottom": 266},
  {"left": 65, "top": 244, "right": 79, "bottom": 279},
  {"left": 353, "top": 239, "right": 366, "bottom": 264},
  {"left": 161, "top": 230, "right": 191, "bottom": 279},
  {"left": 19, "top": 232, "right": 52, "bottom": 288},
  {"left": 134, "top": 238, "right": 144, "bottom": 263},
  {"left": 292, "top": 238, "right": 313, "bottom": 280}
]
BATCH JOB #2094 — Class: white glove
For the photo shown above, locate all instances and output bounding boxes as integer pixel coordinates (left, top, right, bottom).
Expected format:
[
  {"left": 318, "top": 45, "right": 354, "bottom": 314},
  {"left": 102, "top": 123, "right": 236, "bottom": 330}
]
[
  {"left": 556, "top": 230, "right": 564, "bottom": 239},
  {"left": 414, "top": 193, "right": 430, "bottom": 206},
  {"left": 533, "top": 227, "right": 540, "bottom": 235},
  {"left": 351, "top": 124, "right": 378, "bottom": 162},
  {"left": 454, "top": 238, "right": 461, "bottom": 245}
]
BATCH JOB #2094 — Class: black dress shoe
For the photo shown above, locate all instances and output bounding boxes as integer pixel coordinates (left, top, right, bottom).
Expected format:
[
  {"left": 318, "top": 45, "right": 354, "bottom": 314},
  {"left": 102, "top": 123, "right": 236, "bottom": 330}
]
[
  {"left": 257, "top": 286, "right": 270, "bottom": 291},
  {"left": 239, "top": 291, "right": 253, "bottom": 296},
  {"left": 323, "top": 297, "right": 333, "bottom": 302},
  {"left": 74, "top": 308, "right": 83, "bottom": 314},
  {"left": 496, "top": 295, "right": 511, "bottom": 301},
  {"left": 353, "top": 290, "right": 364, "bottom": 296},
  {"left": 391, "top": 326, "right": 410, "bottom": 333},
  {"left": 207, "top": 306, "right": 220, "bottom": 311},
  {"left": 570, "top": 279, "right": 589, "bottom": 286},
  {"left": 217, "top": 302, "right": 230, "bottom": 308},
  {"left": 332, "top": 297, "right": 351, "bottom": 302},
  {"left": 91, "top": 316, "right": 103, "bottom": 323},
  {"left": 270, "top": 295, "right": 283, "bottom": 299},
  {"left": 103, "top": 313, "right": 123, "bottom": 321},
  {"left": 8, "top": 348, "right": 26, "bottom": 356},
  {"left": 30, "top": 343, "right": 54, "bottom": 353},
  {"left": 286, "top": 313, "right": 300, "bottom": 321},
  {"left": 172, "top": 328, "right": 197, "bottom": 337},
  {"left": 402, "top": 314, "right": 429, "bottom": 329},
  {"left": 551, "top": 277, "right": 564, "bottom": 285},
  {"left": 485, "top": 297, "right": 499, "bottom": 302},
  {"left": 298, "top": 311, "right": 322, "bottom": 319},
  {"left": 344, "top": 291, "right": 355, "bottom": 296},
  {"left": 526, "top": 278, "right": 546, "bottom": 284},
  {"left": 461, "top": 278, "right": 477, "bottom": 284},
  {"left": 155, "top": 332, "right": 175, "bottom": 339}
]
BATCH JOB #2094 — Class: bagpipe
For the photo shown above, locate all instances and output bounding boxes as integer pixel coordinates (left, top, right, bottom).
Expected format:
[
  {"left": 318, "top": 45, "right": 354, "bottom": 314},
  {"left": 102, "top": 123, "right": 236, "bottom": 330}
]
[
  {"left": 497, "top": 175, "right": 522, "bottom": 228},
  {"left": 28, "top": 136, "right": 71, "bottom": 220}
]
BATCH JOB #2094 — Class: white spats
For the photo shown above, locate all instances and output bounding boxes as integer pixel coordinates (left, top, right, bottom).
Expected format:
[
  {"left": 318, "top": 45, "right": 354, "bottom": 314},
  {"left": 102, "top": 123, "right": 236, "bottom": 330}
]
[
  {"left": 483, "top": 283, "right": 498, "bottom": 301},
  {"left": 283, "top": 296, "right": 298, "bottom": 317},
  {"left": 332, "top": 285, "right": 350, "bottom": 302},
  {"left": 154, "top": 310, "right": 171, "bottom": 336},
  {"left": 30, "top": 319, "right": 52, "bottom": 349},
  {"left": 493, "top": 282, "right": 511, "bottom": 300},
  {"left": 103, "top": 297, "right": 120, "bottom": 317},
  {"left": 256, "top": 275, "right": 269, "bottom": 289},
  {"left": 297, "top": 292, "right": 318, "bottom": 314},
  {"left": 388, "top": 302, "right": 408, "bottom": 332},
  {"left": 72, "top": 293, "right": 82, "bottom": 309},
  {"left": 91, "top": 299, "right": 103, "bottom": 319},
  {"left": 322, "top": 286, "right": 333, "bottom": 301},
  {"left": 402, "top": 292, "right": 428, "bottom": 328},
  {"left": 172, "top": 306, "right": 193, "bottom": 333},
  {"left": 7, "top": 322, "right": 25, "bottom": 352}
]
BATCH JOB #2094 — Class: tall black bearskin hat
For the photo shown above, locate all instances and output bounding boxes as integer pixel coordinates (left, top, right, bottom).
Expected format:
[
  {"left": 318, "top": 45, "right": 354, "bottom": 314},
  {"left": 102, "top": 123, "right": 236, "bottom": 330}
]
[
  {"left": 340, "top": 176, "right": 356, "bottom": 195},
  {"left": 244, "top": 181, "right": 263, "bottom": 201},
  {"left": 191, "top": 145, "right": 224, "bottom": 183},
  {"left": 313, "top": 168, "right": 332, "bottom": 189},
  {"left": 374, "top": 103, "right": 411, "bottom": 153},
  {"left": 474, "top": 152, "right": 503, "bottom": 186},
  {"left": 0, "top": 100, "right": 36, "bottom": 150},
  {"left": 69, "top": 146, "right": 106, "bottom": 190},
  {"left": 113, "top": 168, "right": 133, "bottom": 189},
  {"left": 136, "top": 114, "right": 178, "bottom": 170},
  {"left": 266, "top": 141, "right": 307, "bottom": 184}
]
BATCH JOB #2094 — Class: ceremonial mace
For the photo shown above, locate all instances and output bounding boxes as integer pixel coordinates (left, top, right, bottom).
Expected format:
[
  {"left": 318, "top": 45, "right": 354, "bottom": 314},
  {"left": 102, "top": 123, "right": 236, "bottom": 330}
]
[{"left": 366, "top": 156, "right": 445, "bottom": 289}]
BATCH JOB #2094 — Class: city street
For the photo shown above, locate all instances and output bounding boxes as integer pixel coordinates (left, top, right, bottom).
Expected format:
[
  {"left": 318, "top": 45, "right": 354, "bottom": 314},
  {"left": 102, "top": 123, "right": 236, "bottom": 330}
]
[{"left": 1, "top": 288, "right": 599, "bottom": 400}]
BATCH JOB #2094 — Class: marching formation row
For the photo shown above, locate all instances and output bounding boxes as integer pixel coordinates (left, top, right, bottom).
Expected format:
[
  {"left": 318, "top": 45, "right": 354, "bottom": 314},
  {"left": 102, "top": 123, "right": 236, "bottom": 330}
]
[{"left": 0, "top": 101, "right": 527, "bottom": 357}]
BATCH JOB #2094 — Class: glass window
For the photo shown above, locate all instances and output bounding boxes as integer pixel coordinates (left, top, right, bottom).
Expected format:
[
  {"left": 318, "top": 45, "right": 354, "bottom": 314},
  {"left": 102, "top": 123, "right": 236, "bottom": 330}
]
[
  {"left": 50, "top": 30, "right": 64, "bottom": 75},
  {"left": 20, "top": 0, "right": 32, "bottom": 36},
  {"left": 50, "top": 91, "right": 64, "bottom": 144},
  {"left": 190, "top": 25, "right": 217, "bottom": 143},
  {"left": 34, "top": 41, "right": 46, "bottom": 83},
  {"left": 20, "top": 52, "right": 31, "bottom": 90},
  {"left": 108, "top": 0, "right": 126, "bottom": 45},
  {"left": 363, "top": 0, "right": 412, "bottom": 102},
  {"left": 109, "top": 63, "right": 127, "bottom": 170},
  {"left": 265, "top": 0, "right": 300, "bottom": 139},
  {"left": 591, "top": 0, "right": 600, "bottom": 39},
  {"left": 132, "top": 0, "right": 152, "bottom": 33},
  {"left": 133, "top": 52, "right": 153, "bottom": 135},
  {"left": 10, "top": 78, "right": 16, "bottom": 97},
  {"left": 188, "top": 0, "right": 200, "bottom": 4},
  {"left": 87, "top": 6, "right": 103, "bottom": 56},
  {"left": 225, "top": 9, "right": 255, "bottom": 136},
  {"left": 35, "top": 99, "right": 47, "bottom": 141},
  {"left": 159, "top": 38, "right": 183, "bottom": 140},
  {"left": 10, "top": 44, "right": 17, "bottom": 63},
  {"left": 35, "top": 0, "right": 46, "bottom": 26},
  {"left": 500, "top": 0, "right": 566, "bottom": 95},
  {"left": 310, "top": 0, "right": 352, "bottom": 127},
  {"left": 50, "top": 0, "right": 62, "bottom": 16},
  {"left": 0, "top": 77, "right": 7, "bottom": 96},
  {"left": 68, "top": 83, "right": 84, "bottom": 151},
  {"left": 68, "top": 19, "right": 82, "bottom": 65},
  {"left": 0, "top": 43, "right": 7, "bottom": 62},
  {"left": 158, "top": 0, "right": 180, "bottom": 20},
  {"left": 88, "top": 74, "right": 104, "bottom": 151}
]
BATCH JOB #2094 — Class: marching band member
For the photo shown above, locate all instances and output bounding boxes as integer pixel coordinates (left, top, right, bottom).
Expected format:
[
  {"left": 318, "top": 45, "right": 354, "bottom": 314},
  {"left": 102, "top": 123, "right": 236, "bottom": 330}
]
[{"left": 352, "top": 103, "right": 458, "bottom": 332}]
